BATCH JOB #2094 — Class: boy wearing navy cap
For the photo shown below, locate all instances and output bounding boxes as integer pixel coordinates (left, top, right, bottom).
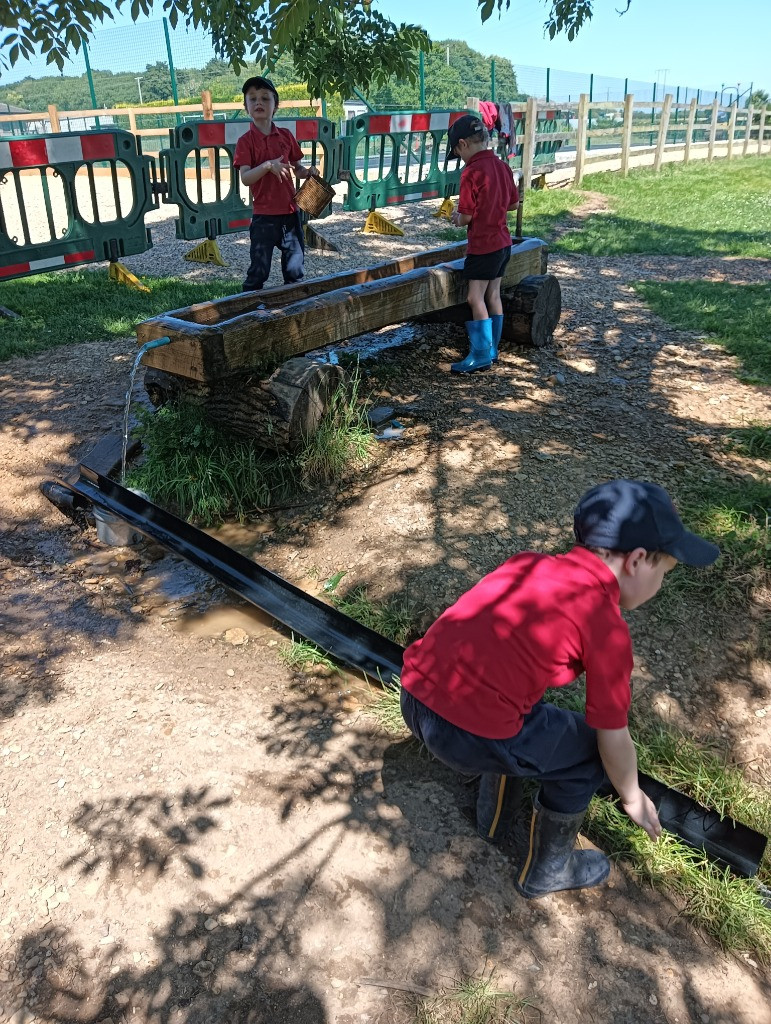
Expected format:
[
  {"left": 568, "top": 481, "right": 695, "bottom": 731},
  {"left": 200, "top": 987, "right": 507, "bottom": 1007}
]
[
  {"left": 400, "top": 480, "right": 719, "bottom": 898},
  {"left": 233, "top": 76, "right": 319, "bottom": 292},
  {"left": 446, "top": 113, "right": 520, "bottom": 373}
]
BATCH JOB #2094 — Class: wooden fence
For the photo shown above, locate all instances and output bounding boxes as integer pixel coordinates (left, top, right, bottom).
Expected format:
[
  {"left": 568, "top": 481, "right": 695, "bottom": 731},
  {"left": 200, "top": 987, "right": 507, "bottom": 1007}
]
[
  {"left": 496, "top": 95, "right": 771, "bottom": 193},
  {"left": 0, "top": 91, "right": 323, "bottom": 142}
]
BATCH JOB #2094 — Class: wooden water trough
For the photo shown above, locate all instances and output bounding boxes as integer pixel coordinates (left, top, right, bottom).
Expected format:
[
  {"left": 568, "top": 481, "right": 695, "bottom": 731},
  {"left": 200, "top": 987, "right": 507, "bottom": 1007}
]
[{"left": 136, "top": 237, "right": 560, "bottom": 449}]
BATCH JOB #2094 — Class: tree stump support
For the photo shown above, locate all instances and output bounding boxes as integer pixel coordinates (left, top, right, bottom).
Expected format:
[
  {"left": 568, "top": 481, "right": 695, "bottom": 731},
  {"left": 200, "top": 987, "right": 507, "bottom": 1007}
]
[
  {"left": 145, "top": 358, "right": 346, "bottom": 452},
  {"left": 500, "top": 273, "right": 561, "bottom": 348}
]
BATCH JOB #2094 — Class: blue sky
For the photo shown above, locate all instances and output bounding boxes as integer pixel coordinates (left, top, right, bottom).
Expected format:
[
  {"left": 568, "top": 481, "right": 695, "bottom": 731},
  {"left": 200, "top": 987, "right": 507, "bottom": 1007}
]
[{"left": 2, "top": 0, "right": 768, "bottom": 96}]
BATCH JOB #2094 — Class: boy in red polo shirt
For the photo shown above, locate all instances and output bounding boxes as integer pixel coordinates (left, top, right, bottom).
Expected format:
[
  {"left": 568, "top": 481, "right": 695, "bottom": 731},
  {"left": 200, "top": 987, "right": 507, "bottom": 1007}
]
[
  {"left": 400, "top": 480, "right": 720, "bottom": 898},
  {"left": 447, "top": 113, "right": 519, "bottom": 373},
  {"left": 233, "top": 76, "right": 320, "bottom": 292}
]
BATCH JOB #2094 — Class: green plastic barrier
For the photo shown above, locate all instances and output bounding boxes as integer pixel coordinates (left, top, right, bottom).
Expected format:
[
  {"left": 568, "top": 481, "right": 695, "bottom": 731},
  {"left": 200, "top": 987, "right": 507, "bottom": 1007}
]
[
  {"left": 0, "top": 129, "right": 156, "bottom": 280},
  {"left": 341, "top": 110, "right": 469, "bottom": 212},
  {"left": 160, "top": 118, "right": 341, "bottom": 242},
  {"left": 499, "top": 108, "right": 569, "bottom": 170}
]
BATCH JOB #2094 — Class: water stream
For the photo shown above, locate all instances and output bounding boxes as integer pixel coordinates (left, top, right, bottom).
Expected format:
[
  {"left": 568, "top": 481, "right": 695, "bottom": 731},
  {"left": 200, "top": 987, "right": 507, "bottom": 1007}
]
[{"left": 121, "top": 336, "right": 172, "bottom": 483}]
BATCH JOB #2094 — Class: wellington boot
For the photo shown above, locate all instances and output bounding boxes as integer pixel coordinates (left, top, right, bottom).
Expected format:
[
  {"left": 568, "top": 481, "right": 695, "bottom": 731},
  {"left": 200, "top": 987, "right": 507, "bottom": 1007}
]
[
  {"left": 515, "top": 795, "right": 610, "bottom": 899},
  {"left": 451, "top": 318, "right": 493, "bottom": 373},
  {"left": 491, "top": 314, "right": 504, "bottom": 363}
]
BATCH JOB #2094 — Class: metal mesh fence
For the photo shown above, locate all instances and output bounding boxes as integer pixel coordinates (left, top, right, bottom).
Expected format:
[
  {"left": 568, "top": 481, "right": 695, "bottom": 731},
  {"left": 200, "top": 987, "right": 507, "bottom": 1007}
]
[{"left": 0, "top": 15, "right": 746, "bottom": 127}]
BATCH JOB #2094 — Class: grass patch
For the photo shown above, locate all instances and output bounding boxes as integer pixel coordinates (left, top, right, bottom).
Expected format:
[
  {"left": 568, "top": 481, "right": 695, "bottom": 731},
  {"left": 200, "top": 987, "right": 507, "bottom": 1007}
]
[
  {"left": 366, "top": 680, "right": 407, "bottom": 735},
  {"left": 634, "top": 280, "right": 771, "bottom": 385},
  {"left": 727, "top": 423, "right": 771, "bottom": 461},
  {"left": 127, "top": 375, "right": 374, "bottom": 525},
  {"left": 654, "top": 478, "right": 770, "bottom": 619},
  {"left": 0, "top": 271, "right": 242, "bottom": 361},
  {"left": 409, "top": 971, "right": 538, "bottom": 1024},
  {"left": 557, "top": 157, "right": 771, "bottom": 257},
  {"left": 330, "top": 585, "right": 418, "bottom": 647},
  {"left": 278, "top": 636, "right": 339, "bottom": 673}
]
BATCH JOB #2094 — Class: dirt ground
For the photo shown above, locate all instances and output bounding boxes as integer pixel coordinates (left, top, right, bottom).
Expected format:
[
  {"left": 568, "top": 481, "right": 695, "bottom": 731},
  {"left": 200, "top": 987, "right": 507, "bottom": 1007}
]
[{"left": 1, "top": 198, "right": 770, "bottom": 1024}]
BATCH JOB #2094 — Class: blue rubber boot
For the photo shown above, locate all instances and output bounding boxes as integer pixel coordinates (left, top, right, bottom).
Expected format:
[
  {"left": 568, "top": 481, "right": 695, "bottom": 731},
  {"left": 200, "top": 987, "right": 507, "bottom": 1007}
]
[
  {"left": 451, "top": 319, "right": 493, "bottom": 373},
  {"left": 515, "top": 795, "right": 610, "bottom": 899},
  {"left": 491, "top": 314, "right": 504, "bottom": 363}
]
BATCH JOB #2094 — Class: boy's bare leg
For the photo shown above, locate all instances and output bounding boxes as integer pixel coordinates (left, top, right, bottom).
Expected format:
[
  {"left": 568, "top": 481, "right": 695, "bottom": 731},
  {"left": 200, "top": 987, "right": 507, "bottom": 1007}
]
[
  {"left": 485, "top": 277, "right": 503, "bottom": 316},
  {"left": 467, "top": 278, "right": 491, "bottom": 320}
]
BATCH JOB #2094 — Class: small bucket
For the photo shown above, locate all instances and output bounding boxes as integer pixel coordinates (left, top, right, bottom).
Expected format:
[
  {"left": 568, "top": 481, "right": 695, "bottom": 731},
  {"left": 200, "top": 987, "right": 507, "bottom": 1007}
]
[
  {"left": 92, "top": 489, "right": 150, "bottom": 547},
  {"left": 294, "top": 175, "right": 336, "bottom": 218}
]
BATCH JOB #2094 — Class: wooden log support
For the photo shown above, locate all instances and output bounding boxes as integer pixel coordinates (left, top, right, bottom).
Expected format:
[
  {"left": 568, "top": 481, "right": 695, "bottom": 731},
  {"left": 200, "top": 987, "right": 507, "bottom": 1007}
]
[
  {"left": 500, "top": 274, "right": 562, "bottom": 348},
  {"left": 147, "top": 358, "right": 346, "bottom": 450},
  {"left": 137, "top": 238, "right": 547, "bottom": 382}
]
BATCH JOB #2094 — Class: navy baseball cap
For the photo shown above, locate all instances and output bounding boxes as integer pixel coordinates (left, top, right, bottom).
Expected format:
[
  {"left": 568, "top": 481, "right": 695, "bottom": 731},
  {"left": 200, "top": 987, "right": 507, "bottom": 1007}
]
[
  {"left": 448, "top": 114, "right": 486, "bottom": 155},
  {"left": 242, "top": 76, "right": 280, "bottom": 107},
  {"left": 573, "top": 480, "right": 720, "bottom": 567}
]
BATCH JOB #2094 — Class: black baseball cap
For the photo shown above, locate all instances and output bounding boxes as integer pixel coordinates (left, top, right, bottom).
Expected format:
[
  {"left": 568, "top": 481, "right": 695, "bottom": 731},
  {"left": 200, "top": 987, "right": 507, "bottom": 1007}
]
[
  {"left": 447, "top": 114, "right": 486, "bottom": 155},
  {"left": 573, "top": 479, "right": 720, "bottom": 567},
  {"left": 242, "top": 76, "right": 280, "bottom": 107}
]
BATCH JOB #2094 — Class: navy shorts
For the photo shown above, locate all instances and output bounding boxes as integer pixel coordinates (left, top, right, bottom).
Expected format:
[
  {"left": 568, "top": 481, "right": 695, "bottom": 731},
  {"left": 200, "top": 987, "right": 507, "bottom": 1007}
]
[{"left": 462, "top": 245, "right": 511, "bottom": 282}]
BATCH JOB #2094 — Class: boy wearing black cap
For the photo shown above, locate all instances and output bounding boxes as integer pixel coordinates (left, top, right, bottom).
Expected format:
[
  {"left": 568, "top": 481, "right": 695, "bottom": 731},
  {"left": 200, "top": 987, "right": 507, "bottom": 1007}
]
[
  {"left": 400, "top": 480, "right": 719, "bottom": 899},
  {"left": 446, "top": 113, "right": 520, "bottom": 373},
  {"left": 233, "top": 76, "right": 320, "bottom": 292}
]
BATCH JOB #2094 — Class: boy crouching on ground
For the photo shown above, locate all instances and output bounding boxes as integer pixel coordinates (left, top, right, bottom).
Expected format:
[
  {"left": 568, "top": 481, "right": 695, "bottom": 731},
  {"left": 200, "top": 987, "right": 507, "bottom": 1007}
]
[{"left": 400, "top": 479, "right": 719, "bottom": 898}]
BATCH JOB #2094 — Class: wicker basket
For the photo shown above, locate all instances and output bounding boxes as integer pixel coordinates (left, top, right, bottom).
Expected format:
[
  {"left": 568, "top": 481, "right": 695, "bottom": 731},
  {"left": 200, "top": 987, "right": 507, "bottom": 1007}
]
[{"left": 294, "top": 175, "right": 336, "bottom": 218}]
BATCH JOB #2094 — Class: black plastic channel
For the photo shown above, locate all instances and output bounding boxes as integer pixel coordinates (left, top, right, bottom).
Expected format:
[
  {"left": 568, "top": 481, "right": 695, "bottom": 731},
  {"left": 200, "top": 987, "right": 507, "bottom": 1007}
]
[
  {"left": 62, "top": 464, "right": 405, "bottom": 683},
  {"left": 46, "top": 462, "right": 768, "bottom": 879}
]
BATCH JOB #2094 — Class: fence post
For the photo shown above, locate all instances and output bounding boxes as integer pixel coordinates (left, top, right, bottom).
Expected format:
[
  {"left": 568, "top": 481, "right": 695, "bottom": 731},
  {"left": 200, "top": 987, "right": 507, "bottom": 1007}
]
[
  {"left": 419, "top": 51, "right": 426, "bottom": 109},
  {"left": 83, "top": 42, "right": 100, "bottom": 128},
  {"left": 128, "top": 108, "right": 138, "bottom": 134},
  {"left": 467, "top": 96, "right": 481, "bottom": 112},
  {"left": 47, "top": 104, "right": 61, "bottom": 133},
  {"left": 575, "top": 93, "right": 589, "bottom": 186},
  {"left": 727, "top": 103, "right": 738, "bottom": 159},
  {"left": 758, "top": 106, "right": 768, "bottom": 156},
  {"left": 163, "top": 16, "right": 181, "bottom": 124},
  {"left": 654, "top": 93, "right": 672, "bottom": 172},
  {"left": 491, "top": 59, "right": 496, "bottom": 103},
  {"left": 620, "top": 91, "right": 634, "bottom": 176},
  {"left": 587, "top": 73, "right": 593, "bottom": 150},
  {"left": 742, "top": 105, "right": 754, "bottom": 157},
  {"left": 521, "top": 96, "right": 538, "bottom": 192},
  {"left": 546, "top": 68, "right": 550, "bottom": 103},
  {"left": 201, "top": 89, "right": 216, "bottom": 181},
  {"left": 649, "top": 82, "right": 656, "bottom": 146},
  {"left": 708, "top": 97, "right": 719, "bottom": 161},
  {"left": 684, "top": 97, "right": 697, "bottom": 164}
]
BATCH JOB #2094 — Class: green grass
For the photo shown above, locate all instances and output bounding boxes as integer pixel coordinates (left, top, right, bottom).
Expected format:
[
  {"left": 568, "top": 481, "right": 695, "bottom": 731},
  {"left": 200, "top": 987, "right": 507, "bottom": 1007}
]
[
  {"left": 330, "top": 585, "right": 418, "bottom": 647},
  {"left": 278, "top": 636, "right": 339, "bottom": 673},
  {"left": 409, "top": 971, "right": 538, "bottom": 1024},
  {"left": 126, "top": 377, "right": 375, "bottom": 525},
  {"left": 557, "top": 157, "right": 771, "bottom": 258},
  {"left": 0, "top": 270, "right": 243, "bottom": 361},
  {"left": 654, "top": 479, "right": 770, "bottom": 621},
  {"left": 634, "top": 280, "right": 771, "bottom": 384},
  {"left": 727, "top": 423, "right": 771, "bottom": 461}
]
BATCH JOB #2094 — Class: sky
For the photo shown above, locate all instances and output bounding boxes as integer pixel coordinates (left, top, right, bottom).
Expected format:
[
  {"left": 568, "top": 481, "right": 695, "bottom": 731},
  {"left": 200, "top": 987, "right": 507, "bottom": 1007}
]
[{"left": 1, "top": 0, "right": 768, "bottom": 96}]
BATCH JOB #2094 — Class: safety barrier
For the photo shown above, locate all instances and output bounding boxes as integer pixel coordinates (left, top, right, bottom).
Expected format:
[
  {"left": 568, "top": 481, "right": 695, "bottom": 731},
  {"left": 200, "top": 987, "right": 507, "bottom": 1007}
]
[
  {"left": 159, "top": 117, "right": 342, "bottom": 242},
  {"left": 498, "top": 107, "right": 569, "bottom": 172},
  {"left": 0, "top": 129, "right": 156, "bottom": 280},
  {"left": 340, "top": 110, "right": 469, "bottom": 213}
]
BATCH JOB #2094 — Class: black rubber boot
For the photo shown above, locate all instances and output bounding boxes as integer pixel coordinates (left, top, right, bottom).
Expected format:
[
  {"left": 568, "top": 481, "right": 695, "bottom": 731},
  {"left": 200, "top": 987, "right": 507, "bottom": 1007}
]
[{"left": 515, "top": 795, "right": 610, "bottom": 899}]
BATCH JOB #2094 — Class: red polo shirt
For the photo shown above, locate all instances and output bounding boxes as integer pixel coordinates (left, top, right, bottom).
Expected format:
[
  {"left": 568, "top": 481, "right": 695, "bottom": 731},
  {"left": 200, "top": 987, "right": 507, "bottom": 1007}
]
[
  {"left": 457, "top": 148, "right": 519, "bottom": 255},
  {"left": 233, "top": 122, "right": 303, "bottom": 215},
  {"left": 400, "top": 547, "right": 633, "bottom": 739}
]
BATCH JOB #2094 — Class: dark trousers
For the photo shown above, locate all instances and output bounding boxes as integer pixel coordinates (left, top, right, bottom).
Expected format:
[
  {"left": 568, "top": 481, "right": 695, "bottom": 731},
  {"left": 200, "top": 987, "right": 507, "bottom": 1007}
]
[
  {"left": 400, "top": 689, "right": 605, "bottom": 841},
  {"left": 244, "top": 212, "right": 305, "bottom": 292}
]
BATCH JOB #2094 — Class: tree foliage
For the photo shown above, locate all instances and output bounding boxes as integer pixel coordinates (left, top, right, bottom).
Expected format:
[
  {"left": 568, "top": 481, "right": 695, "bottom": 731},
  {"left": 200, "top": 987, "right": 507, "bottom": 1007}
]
[{"left": 0, "top": 1, "right": 608, "bottom": 98}]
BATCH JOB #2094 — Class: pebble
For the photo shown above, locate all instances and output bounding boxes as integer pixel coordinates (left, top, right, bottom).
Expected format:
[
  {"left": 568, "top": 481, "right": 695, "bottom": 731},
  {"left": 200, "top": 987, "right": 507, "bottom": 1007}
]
[
  {"left": 226, "top": 669, "right": 235, "bottom": 677},
  {"left": 224, "top": 628, "right": 248, "bottom": 646},
  {"left": 204, "top": 918, "right": 218, "bottom": 931},
  {"left": 193, "top": 960, "right": 214, "bottom": 976}
]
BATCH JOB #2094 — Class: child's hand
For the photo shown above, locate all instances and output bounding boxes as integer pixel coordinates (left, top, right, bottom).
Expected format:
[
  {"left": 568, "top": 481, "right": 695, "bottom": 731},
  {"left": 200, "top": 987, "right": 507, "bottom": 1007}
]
[
  {"left": 266, "top": 158, "right": 291, "bottom": 180},
  {"left": 622, "top": 789, "right": 662, "bottom": 841},
  {"left": 450, "top": 209, "right": 462, "bottom": 226},
  {"left": 306, "top": 165, "right": 320, "bottom": 178}
]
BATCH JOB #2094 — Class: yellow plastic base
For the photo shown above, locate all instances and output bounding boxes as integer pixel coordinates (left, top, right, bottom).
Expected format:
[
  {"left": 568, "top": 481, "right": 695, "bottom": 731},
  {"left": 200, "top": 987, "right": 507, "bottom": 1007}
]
[
  {"left": 183, "top": 239, "right": 227, "bottom": 266},
  {"left": 108, "top": 261, "right": 150, "bottom": 293},
  {"left": 433, "top": 197, "right": 455, "bottom": 221},
  {"left": 362, "top": 210, "right": 404, "bottom": 236}
]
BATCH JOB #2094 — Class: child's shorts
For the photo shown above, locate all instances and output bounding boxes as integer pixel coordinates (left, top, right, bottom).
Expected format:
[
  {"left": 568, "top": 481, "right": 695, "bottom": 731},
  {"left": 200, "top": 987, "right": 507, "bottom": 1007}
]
[{"left": 462, "top": 245, "right": 511, "bottom": 281}]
